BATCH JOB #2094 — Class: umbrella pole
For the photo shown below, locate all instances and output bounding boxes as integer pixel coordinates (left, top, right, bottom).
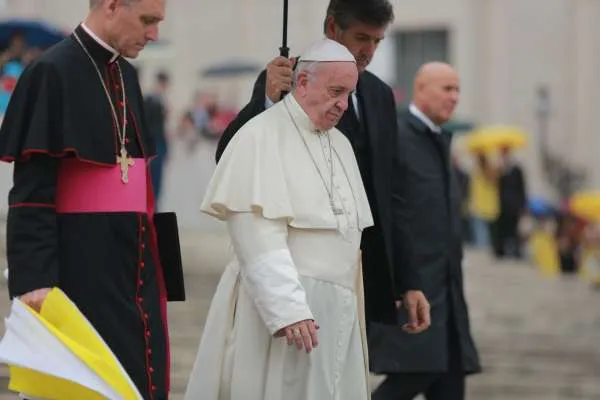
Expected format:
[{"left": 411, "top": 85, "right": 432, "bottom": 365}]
[
  {"left": 279, "top": 0, "right": 289, "bottom": 58},
  {"left": 278, "top": 0, "right": 290, "bottom": 100}
]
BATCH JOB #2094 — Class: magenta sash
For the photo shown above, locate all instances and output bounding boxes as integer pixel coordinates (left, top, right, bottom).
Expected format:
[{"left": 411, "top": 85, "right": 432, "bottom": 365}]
[{"left": 56, "top": 158, "right": 147, "bottom": 213}]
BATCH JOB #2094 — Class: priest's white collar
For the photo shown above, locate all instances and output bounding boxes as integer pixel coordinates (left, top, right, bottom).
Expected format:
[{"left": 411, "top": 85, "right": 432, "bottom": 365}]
[
  {"left": 285, "top": 94, "right": 320, "bottom": 133},
  {"left": 81, "top": 22, "right": 120, "bottom": 63},
  {"left": 409, "top": 103, "right": 442, "bottom": 134}
]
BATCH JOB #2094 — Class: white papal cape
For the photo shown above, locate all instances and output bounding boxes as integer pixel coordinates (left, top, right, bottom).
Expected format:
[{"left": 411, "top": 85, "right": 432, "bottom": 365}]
[{"left": 184, "top": 94, "right": 374, "bottom": 400}]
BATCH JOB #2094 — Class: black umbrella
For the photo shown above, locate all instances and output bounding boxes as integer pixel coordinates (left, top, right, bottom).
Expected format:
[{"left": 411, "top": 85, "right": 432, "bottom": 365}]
[
  {"left": 278, "top": 0, "right": 290, "bottom": 99},
  {"left": 279, "top": 0, "right": 289, "bottom": 58}
]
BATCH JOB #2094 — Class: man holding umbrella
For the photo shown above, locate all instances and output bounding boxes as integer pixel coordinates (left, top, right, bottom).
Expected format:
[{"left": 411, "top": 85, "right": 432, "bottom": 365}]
[{"left": 216, "top": 0, "right": 432, "bottom": 367}]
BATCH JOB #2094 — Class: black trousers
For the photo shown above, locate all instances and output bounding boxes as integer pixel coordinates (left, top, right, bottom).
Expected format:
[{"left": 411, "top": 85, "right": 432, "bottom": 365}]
[
  {"left": 372, "top": 368, "right": 465, "bottom": 400},
  {"left": 492, "top": 212, "right": 522, "bottom": 258},
  {"left": 372, "top": 319, "right": 465, "bottom": 400}
]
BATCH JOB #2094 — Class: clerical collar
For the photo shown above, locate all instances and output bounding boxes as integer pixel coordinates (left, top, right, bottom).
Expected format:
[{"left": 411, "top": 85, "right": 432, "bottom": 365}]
[
  {"left": 285, "top": 94, "right": 319, "bottom": 133},
  {"left": 409, "top": 103, "right": 442, "bottom": 134},
  {"left": 76, "top": 23, "right": 120, "bottom": 64}
]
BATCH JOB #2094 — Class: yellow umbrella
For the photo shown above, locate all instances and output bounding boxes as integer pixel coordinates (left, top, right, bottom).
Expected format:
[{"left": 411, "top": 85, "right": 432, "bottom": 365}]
[
  {"left": 0, "top": 288, "right": 142, "bottom": 400},
  {"left": 465, "top": 126, "right": 528, "bottom": 153},
  {"left": 569, "top": 191, "right": 600, "bottom": 222}
]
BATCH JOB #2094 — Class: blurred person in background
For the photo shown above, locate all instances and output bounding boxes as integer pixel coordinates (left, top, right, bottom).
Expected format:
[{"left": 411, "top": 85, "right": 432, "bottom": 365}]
[
  {"left": 0, "top": 30, "right": 27, "bottom": 71},
  {"left": 527, "top": 211, "right": 562, "bottom": 277},
  {"left": 581, "top": 222, "right": 600, "bottom": 289},
  {"left": 173, "top": 110, "right": 202, "bottom": 152},
  {"left": 555, "top": 212, "right": 584, "bottom": 275},
  {"left": 191, "top": 90, "right": 219, "bottom": 140},
  {"left": 452, "top": 152, "right": 472, "bottom": 244},
  {"left": 0, "top": 1, "right": 171, "bottom": 398},
  {"left": 216, "top": 0, "right": 431, "bottom": 379},
  {"left": 495, "top": 146, "right": 527, "bottom": 258},
  {"left": 0, "top": 31, "right": 28, "bottom": 116},
  {"left": 370, "top": 62, "right": 481, "bottom": 400},
  {"left": 468, "top": 152, "right": 499, "bottom": 250},
  {"left": 144, "top": 70, "right": 170, "bottom": 205},
  {"left": 21, "top": 46, "right": 44, "bottom": 66}
]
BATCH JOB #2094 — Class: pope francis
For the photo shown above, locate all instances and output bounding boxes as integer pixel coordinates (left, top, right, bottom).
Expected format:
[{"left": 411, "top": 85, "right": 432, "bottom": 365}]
[{"left": 184, "top": 38, "right": 374, "bottom": 400}]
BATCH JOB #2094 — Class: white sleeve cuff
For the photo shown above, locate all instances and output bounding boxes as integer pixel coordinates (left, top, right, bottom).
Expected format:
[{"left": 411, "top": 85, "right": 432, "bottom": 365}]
[
  {"left": 264, "top": 95, "right": 275, "bottom": 110},
  {"left": 240, "top": 248, "right": 313, "bottom": 335}
]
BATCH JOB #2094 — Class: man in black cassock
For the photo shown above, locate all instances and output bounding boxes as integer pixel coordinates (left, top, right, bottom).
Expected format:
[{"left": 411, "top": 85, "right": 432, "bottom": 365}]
[
  {"left": 0, "top": 1, "right": 172, "bottom": 398},
  {"left": 216, "top": 0, "right": 431, "bottom": 349}
]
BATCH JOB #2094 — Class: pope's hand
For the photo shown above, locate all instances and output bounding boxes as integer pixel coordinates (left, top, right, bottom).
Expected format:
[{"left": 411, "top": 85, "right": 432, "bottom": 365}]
[
  {"left": 265, "top": 56, "right": 295, "bottom": 103},
  {"left": 19, "top": 288, "right": 51, "bottom": 312},
  {"left": 275, "top": 319, "right": 319, "bottom": 353}
]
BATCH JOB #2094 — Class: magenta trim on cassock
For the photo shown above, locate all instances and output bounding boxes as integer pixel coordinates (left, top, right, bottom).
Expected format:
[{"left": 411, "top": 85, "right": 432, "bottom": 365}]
[{"left": 56, "top": 158, "right": 147, "bottom": 213}]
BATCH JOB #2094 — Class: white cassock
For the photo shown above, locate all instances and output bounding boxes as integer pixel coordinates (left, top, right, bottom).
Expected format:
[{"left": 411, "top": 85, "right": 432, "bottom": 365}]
[{"left": 183, "top": 93, "right": 374, "bottom": 400}]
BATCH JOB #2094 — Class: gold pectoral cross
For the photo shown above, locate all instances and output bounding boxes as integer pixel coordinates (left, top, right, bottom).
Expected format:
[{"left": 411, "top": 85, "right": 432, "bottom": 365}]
[{"left": 117, "top": 146, "right": 135, "bottom": 184}]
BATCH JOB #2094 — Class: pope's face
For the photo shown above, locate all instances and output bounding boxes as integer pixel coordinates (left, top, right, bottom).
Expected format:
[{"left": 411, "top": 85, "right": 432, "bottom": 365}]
[
  {"left": 106, "top": 0, "right": 165, "bottom": 58},
  {"left": 296, "top": 61, "right": 358, "bottom": 131}
]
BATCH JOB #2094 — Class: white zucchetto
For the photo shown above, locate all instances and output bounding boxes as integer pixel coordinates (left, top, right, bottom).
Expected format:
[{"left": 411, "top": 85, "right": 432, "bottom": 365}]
[{"left": 299, "top": 38, "right": 356, "bottom": 63}]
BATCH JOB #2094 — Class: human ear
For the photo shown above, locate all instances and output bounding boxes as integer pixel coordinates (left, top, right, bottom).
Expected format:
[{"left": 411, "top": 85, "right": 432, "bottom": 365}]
[{"left": 297, "top": 72, "right": 311, "bottom": 97}]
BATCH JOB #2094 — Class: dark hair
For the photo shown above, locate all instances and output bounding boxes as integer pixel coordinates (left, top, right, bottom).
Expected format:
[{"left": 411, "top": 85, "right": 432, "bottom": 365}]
[
  {"left": 323, "top": 0, "right": 395, "bottom": 33},
  {"left": 8, "top": 30, "right": 25, "bottom": 43},
  {"left": 156, "top": 71, "right": 170, "bottom": 84}
]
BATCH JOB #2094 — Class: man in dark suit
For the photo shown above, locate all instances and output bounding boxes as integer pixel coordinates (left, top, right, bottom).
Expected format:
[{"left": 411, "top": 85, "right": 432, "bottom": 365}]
[
  {"left": 216, "top": 0, "right": 431, "bottom": 344},
  {"left": 371, "top": 62, "right": 481, "bottom": 400}
]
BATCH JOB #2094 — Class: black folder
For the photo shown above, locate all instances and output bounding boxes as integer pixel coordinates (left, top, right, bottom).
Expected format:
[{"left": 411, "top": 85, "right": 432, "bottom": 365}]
[{"left": 153, "top": 212, "right": 186, "bottom": 302}]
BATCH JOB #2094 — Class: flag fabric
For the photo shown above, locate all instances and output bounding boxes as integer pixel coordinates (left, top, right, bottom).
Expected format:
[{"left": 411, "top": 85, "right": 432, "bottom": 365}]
[{"left": 0, "top": 288, "right": 143, "bottom": 400}]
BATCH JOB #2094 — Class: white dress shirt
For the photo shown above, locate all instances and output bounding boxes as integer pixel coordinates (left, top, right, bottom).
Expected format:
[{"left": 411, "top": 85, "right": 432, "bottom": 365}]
[{"left": 409, "top": 103, "right": 442, "bottom": 134}]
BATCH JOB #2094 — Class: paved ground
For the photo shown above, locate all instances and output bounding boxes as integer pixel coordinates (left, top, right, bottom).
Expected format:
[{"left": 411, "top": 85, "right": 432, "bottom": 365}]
[{"left": 1, "top": 230, "right": 599, "bottom": 400}]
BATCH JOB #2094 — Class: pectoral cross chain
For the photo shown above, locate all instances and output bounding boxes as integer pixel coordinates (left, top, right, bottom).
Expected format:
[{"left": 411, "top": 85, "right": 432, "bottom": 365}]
[{"left": 117, "top": 146, "right": 135, "bottom": 184}]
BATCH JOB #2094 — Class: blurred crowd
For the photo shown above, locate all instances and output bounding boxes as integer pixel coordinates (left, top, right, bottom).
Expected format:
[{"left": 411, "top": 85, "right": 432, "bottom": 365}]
[
  {"left": 0, "top": 31, "right": 44, "bottom": 117},
  {"left": 138, "top": 70, "right": 239, "bottom": 206},
  {"left": 174, "top": 90, "right": 238, "bottom": 146},
  {"left": 2, "top": 21, "right": 599, "bottom": 294},
  {"left": 454, "top": 146, "right": 600, "bottom": 290},
  {"left": 0, "top": 29, "right": 238, "bottom": 148}
]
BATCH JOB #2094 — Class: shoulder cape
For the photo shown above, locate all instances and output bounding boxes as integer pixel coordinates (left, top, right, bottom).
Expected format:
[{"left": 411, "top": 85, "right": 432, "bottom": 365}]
[
  {"left": 0, "top": 36, "right": 155, "bottom": 165},
  {"left": 201, "top": 96, "right": 373, "bottom": 231}
]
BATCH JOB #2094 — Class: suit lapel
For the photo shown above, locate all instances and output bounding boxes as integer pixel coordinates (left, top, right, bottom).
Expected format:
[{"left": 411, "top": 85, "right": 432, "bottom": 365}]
[
  {"left": 434, "top": 131, "right": 453, "bottom": 217},
  {"left": 408, "top": 112, "right": 453, "bottom": 203},
  {"left": 356, "top": 76, "right": 380, "bottom": 151},
  {"left": 337, "top": 103, "right": 356, "bottom": 142},
  {"left": 437, "top": 131, "right": 452, "bottom": 179}
]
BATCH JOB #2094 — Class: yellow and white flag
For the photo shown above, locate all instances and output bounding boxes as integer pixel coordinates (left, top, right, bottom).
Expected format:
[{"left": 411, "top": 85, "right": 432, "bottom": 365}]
[{"left": 0, "top": 288, "right": 143, "bottom": 400}]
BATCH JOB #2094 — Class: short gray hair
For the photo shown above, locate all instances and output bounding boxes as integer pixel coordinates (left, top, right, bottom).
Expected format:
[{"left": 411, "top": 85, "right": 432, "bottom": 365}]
[{"left": 292, "top": 61, "right": 321, "bottom": 88}]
